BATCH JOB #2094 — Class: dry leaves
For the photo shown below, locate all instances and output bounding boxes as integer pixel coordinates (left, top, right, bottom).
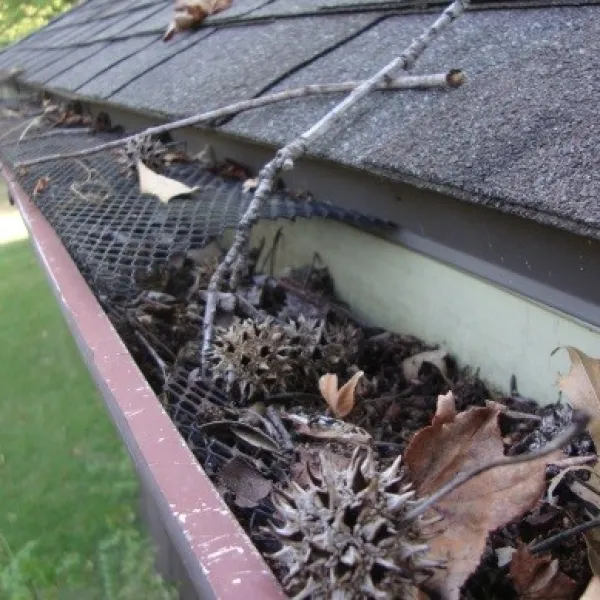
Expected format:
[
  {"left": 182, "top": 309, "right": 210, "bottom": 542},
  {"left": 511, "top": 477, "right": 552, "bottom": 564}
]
[
  {"left": 405, "top": 393, "right": 561, "bottom": 600},
  {"left": 557, "top": 347, "right": 600, "bottom": 579},
  {"left": 33, "top": 176, "right": 50, "bottom": 196},
  {"left": 216, "top": 456, "right": 272, "bottom": 509},
  {"left": 402, "top": 348, "right": 448, "bottom": 381},
  {"left": 164, "top": 0, "right": 233, "bottom": 41},
  {"left": 318, "top": 371, "right": 363, "bottom": 418},
  {"left": 508, "top": 543, "right": 578, "bottom": 599},
  {"left": 557, "top": 347, "right": 600, "bottom": 444},
  {"left": 137, "top": 160, "right": 199, "bottom": 204}
]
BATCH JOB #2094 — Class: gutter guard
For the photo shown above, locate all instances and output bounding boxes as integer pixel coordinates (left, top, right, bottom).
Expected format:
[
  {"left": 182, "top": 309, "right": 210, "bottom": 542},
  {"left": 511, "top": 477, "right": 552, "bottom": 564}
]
[{"left": 1, "top": 161, "right": 286, "bottom": 600}]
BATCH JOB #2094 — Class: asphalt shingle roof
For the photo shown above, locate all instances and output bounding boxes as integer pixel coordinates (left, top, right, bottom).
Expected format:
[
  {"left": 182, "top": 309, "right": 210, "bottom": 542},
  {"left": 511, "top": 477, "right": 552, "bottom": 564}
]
[{"left": 1, "top": 0, "right": 599, "bottom": 239}]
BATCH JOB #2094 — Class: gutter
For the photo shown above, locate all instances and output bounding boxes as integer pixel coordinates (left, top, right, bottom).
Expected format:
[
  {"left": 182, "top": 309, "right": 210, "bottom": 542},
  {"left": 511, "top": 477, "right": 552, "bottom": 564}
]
[{"left": 0, "top": 160, "right": 286, "bottom": 600}]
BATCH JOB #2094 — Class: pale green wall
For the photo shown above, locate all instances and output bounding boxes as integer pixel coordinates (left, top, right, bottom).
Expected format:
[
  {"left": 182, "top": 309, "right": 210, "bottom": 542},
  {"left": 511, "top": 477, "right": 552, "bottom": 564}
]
[{"left": 235, "top": 218, "right": 600, "bottom": 404}]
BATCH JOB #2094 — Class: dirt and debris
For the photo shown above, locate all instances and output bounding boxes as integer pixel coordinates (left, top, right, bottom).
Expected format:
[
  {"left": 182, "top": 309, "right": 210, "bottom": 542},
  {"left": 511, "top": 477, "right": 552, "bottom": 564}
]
[
  {"left": 101, "top": 237, "right": 598, "bottom": 599},
  {"left": 3, "top": 99, "right": 597, "bottom": 597}
]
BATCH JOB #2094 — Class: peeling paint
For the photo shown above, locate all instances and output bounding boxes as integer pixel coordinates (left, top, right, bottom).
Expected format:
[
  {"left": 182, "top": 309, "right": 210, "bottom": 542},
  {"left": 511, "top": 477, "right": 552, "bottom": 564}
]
[
  {"left": 207, "top": 546, "right": 244, "bottom": 561},
  {"left": 198, "top": 534, "right": 229, "bottom": 548}
]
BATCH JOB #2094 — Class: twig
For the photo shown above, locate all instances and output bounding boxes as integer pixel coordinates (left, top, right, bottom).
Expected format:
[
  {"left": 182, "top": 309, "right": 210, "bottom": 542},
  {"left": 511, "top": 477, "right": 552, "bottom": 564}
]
[
  {"left": 550, "top": 455, "right": 597, "bottom": 469},
  {"left": 200, "top": 0, "right": 469, "bottom": 368},
  {"left": 18, "top": 115, "right": 44, "bottom": 142},
  {"left": 265, "top": 406, "right": 295, "bottom": 451},
  {"left": 134, "top": 331, "right": 169, "bottom": 383},
  {"left": 402, "top": 411, "right": 590, "bottom": 522},
  {"left": 15, "top": 71, "right": 465, "bottom": 168},
  {"left": 529, "top": 514, "right": 600, "bottom": 555},
  {"left": 18, "top": 127, "right": 93, "bottom": 141}
]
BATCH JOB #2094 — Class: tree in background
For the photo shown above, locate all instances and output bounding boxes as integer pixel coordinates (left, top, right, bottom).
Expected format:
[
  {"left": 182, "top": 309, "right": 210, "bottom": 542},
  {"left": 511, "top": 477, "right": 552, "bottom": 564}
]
[{"left": 0, "top": 0, "right": 78, "bottom": 47}]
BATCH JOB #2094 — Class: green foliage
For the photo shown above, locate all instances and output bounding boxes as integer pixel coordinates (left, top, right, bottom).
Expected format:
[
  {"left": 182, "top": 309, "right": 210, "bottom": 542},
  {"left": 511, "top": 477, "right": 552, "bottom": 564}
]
[
  {"left": 0, "top": 192, "right": 177, "bottom": 598},
  {"left": 0, "top": 0, "right": 78, "bottom": 47},
  {"left": 0, "top": 520, "right": 177, "bottom": 600},
  {"left": 0, "top": 538, "right": 44, "bottom": 600}
]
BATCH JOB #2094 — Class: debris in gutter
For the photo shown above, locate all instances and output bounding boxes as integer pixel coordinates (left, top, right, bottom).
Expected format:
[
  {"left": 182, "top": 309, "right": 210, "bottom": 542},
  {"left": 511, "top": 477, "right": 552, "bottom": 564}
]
[
  {"left": 137, "top": 159, "right": 200, "bottom": 204},
  {"left": 1, "top": 96, "right": 598, "bottom": 599},
  {"left": 32, "top": 176, "right": 50, "bottom": 196},
  {"left": 318, "top": 370, "right": 363, "bottom": 418},
  {"left": 109, "top": 246, "right": 596, "bottom": 599}
]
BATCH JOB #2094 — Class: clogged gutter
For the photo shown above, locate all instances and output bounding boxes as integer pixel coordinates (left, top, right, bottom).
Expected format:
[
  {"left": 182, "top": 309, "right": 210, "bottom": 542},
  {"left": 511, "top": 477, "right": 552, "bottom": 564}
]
[{"left": 1, "top": 99, "right": 600, "bottom": 598}]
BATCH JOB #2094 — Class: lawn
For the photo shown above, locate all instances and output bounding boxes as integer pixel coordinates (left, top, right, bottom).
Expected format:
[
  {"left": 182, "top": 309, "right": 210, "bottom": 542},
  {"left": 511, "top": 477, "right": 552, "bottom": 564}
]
[{"left": 0, "top": 189, "right": 174, "bottom": 599}]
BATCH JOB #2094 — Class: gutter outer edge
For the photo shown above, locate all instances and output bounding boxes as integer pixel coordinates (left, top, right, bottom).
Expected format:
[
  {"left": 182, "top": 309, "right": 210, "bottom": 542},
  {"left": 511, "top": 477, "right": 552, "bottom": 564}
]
[{"left": 0, "top": 161, "right": 286, "bottom": 600}]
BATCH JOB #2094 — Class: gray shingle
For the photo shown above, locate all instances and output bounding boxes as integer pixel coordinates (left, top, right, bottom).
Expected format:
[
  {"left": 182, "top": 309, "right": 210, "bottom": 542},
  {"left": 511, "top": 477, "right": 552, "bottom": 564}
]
[
  {"left": 112, "top": 13, "right": 376, "bottom": 116},
  {"left": 27, "top": 43, "right": 106, "bottom": 84},
  {"left": 48, "top": 36, "right": 156, "bottom": 92},
  {"left": 19, "top": 49, "right": 74, "bottom": 80},
  {"left": 0, "top": 48, "right": 37, "bottom": 70},
  {"left": 123, "top": 2, "right": 173, "bottom": 36},
  {"left": 204, "top": 0, "right": 273, "bottom": 22},
  {"left": 33, "top": 14, "right": 125, "bottom": 48},
  {"left": 79, "top": 33, "right": 207, "bottom": 99},
  {"left": 86, "top": 4, "right": 169, "bottom": 42},
  {"left": 225, "top": 7, "right": 600, "bottom": 236},
  {"left": 6, "top": 50, "right": 58, "bottom": 74},
  {"left": 250, "top": 0, "right": 404, "bottom": 17},
  {"left": 96, "top": 0, "right": 163, "bottom": 19},
  {"left": 5, "top": 0, "right": 600, "bottom": 239}
]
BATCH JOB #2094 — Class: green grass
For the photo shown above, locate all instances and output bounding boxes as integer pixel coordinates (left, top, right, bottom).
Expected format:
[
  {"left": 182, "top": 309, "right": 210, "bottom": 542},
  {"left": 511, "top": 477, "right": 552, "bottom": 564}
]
[
  {"left": 0, "top": 200, "right": 175, "bottom": 597},
  {"left": 0, "top": 0, "right": 77, "bottom": 47}
]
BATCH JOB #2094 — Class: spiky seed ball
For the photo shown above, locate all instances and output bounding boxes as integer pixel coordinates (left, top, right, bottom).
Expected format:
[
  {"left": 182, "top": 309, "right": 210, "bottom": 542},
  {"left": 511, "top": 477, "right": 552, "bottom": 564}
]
[
  {"left": 116, "top": 135, "right": 168, "bottom": 175},
  {"left": 317, "top": 321, "right": 362, "bottom": 371},
  {"left": 211, "top": 316, "right": 363, "bottom": 404},
  {"left": 211, "top": 317, "right": 303, "bottom": 402},
  {"left": 268, "top": 448, "right": 443, "bottom": 599}
]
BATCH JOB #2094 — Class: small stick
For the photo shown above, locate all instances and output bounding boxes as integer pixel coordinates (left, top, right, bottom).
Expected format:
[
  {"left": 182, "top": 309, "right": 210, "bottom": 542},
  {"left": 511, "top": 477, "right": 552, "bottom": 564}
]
[
  {"left": 201, "top": 1, "right": 469, "bottom": 368},
  {"left": 16, "top": 127, "right": 93, "bottom": 141},
  {"left": 134, "top": 330, "right": 169, "bottom": 383},
  {"left": 530, "top": 514, "right": 600, "bottom": 555},
  {"left": 265, "top": 406, "right": 294, "bottom": 451},
  {"left": 15, "top": 71, "right": 465, "bottom": 168},
  {"left": 550, "top": 455, "right": 597, "bottom": 469},
  {"left": 402, "top": 411, "right": 590, "bottom": 522}
]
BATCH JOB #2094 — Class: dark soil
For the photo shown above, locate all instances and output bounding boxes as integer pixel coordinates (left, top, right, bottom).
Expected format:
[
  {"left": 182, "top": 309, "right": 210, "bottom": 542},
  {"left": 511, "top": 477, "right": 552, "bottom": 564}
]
[{"left": 103, "top": 245, "right": 595, "bottom": 599}]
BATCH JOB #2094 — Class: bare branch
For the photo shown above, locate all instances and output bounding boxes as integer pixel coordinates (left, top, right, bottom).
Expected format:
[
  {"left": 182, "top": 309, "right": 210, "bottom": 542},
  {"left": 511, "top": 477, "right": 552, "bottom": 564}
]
[
  {"left": 15, "top": 71, "right": 465, "bottom": 168},
  {"left": 401, "top": 411, "right": 590, "bottom": 523},
  {"left": 530, "top": 514, "right": 600, "bottom": 555},
  {"left": 134, "top": 331, "right": 169, "bottom": 383},
  {"left": 200, "top": 0, "right": 470, "bottom": 367}
]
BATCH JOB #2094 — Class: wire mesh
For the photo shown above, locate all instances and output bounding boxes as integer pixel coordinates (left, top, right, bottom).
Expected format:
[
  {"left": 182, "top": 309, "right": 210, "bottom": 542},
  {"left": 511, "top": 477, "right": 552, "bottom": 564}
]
[{"left": 0, "top": 103, "right": 390, "bottom": 533}]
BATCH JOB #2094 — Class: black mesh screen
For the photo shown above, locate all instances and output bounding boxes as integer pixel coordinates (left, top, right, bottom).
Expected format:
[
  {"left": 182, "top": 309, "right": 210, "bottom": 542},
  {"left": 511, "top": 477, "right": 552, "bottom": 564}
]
[{"left": 0, "top": 104, "right": 391, "bottom": 537}]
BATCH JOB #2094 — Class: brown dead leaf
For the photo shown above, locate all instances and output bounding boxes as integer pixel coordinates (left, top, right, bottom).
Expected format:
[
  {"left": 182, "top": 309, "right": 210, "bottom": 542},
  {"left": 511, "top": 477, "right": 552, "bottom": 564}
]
[
  {"left": 509, "top": 542, "right": 578, "bottom": 599},
  {"left": 556, "top": 347, "right": 600, "bottom": 576},
  {"left": 402, "top": 348, "right": 448, "bottom": 381},
  {"left": 216, "top": 158, "right": 252, "bottom": 181},
  {"left": 556, "top": 347, "right": 600, "bottom": 446},
  {"left": 405, "top": 399, "right": 561, "bottom": 600},
  {"left": 581, "top": 576, "right": 600, "bottom": 599},
  {"left": 137, "top": 160, "right": 199, "bottom": 204},
  {"left": 433, "top": 390, "right": 457, "bottom": 425},
  {"left": 318, "top": 371, "right": 363, "bottom": 418},
  {"left": 164, "top": 0, "right": 233, "bottom": 41},
  {"left": 217, "top": 456, "right": 272, "bottom": 509},
  {"left": 33, "top": 176, "right": 50, "bottom": 196}
]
